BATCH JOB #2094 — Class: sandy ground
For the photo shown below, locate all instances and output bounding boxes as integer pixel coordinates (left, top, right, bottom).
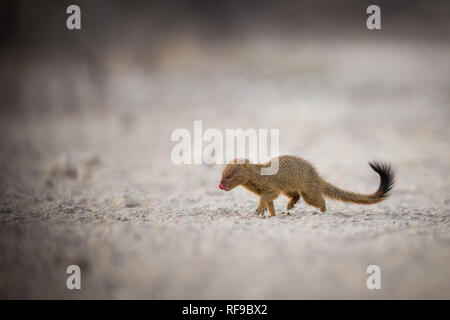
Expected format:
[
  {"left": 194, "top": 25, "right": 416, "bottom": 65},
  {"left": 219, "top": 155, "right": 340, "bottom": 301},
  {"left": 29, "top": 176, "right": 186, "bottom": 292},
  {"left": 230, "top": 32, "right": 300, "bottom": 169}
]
[{"left": 1, "top": 37, "right": 449, "bottom": 299}]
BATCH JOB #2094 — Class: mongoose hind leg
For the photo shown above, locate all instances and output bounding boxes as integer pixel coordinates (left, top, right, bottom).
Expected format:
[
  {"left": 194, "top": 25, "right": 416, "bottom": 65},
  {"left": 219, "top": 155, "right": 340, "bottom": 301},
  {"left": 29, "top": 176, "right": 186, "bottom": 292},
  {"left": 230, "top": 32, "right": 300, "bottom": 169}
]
[
  {"left": 300, "top": 191, "right": 327, "bottom": 213},
  {"left": 284, "top": 191, "right": 300, "bottom": 210}
]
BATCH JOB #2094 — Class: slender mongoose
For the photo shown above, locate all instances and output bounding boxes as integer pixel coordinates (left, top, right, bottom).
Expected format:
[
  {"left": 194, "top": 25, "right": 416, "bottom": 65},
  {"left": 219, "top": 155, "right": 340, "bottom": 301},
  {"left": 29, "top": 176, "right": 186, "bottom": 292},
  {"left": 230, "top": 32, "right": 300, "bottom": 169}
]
[{"left": 218, "top": 155, "right": 394, "bottom": 217}]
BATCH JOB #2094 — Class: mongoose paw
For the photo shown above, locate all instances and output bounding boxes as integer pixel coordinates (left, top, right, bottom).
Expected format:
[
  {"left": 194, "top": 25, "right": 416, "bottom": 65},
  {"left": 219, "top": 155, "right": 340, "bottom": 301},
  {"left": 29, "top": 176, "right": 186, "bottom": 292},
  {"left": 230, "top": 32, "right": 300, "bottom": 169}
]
[
  {"left": 255, "top": 205, "right": 267, "bottom": 214},
  {"left": 286, "top": 198, "right": 300, "bottom": 210},
  {"left": 251, "top": 212, "right": 267, "bottom": 219},
  {"left": 252, "top": 209, "right": 265, "bottom": 218},
  {"left": 252, "top": 210, "right": 264, "bottom": 217}
]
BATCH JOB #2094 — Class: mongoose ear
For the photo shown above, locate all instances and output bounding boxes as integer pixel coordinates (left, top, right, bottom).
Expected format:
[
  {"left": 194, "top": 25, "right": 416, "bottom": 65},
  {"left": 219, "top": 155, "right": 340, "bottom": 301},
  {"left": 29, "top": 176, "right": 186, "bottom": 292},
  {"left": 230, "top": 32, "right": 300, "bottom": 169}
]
[
  {"left": 232, "top": 158, "right": 250, "bottom": 166},
  {"left": 238, "top": 159, "right": 250, "bottom": 167}
]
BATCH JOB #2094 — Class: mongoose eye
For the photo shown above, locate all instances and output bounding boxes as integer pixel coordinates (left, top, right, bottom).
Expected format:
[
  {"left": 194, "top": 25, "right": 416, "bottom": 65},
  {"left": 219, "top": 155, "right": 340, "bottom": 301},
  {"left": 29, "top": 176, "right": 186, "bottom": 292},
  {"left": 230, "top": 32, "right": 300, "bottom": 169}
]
[{"left": 227, "top": 175, "right": 232, "bottom": 179}]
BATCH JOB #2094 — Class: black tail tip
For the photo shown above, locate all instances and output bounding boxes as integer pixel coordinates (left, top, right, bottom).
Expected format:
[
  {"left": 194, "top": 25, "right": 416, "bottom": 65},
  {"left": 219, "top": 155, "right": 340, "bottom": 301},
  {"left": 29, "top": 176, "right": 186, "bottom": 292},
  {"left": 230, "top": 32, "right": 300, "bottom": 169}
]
[{"left": 368, "top": 161, "right": 395, "bottom": 198}]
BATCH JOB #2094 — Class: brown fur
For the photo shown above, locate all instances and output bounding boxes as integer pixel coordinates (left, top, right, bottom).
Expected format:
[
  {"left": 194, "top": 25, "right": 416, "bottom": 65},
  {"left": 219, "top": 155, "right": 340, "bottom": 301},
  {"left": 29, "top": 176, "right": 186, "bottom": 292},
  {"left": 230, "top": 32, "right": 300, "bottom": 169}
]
[{"left": 219, "top": 156, "right": 394, "bottom": 217}]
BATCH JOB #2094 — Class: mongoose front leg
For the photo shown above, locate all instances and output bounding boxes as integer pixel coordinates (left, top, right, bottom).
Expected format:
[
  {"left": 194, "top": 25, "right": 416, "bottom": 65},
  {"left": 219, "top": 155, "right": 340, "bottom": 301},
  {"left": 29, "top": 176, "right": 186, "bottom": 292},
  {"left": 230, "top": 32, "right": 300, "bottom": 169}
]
[
  {"left": 261, "top": 192, "right": 279, "bottom": 217},
  {"left": 256, "top": 198, "right": 267, "bottom": 215},
  {"left": 266, "top": 201, "right": 276, "bottom": 217}
]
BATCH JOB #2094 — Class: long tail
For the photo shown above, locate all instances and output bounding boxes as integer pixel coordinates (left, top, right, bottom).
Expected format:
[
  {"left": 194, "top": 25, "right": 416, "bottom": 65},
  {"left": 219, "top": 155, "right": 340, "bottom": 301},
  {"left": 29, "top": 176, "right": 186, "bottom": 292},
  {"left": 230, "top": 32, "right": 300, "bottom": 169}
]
[{"left": 322, "top": 161, "right": 395, "bottom": 204}]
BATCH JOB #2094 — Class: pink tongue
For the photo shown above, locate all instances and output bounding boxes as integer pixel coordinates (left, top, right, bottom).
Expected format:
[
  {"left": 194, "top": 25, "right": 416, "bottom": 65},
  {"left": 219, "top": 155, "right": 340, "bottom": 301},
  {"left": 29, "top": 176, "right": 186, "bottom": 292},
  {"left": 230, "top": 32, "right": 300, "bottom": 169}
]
[{"left": 218, "top": 183, "right": 225, "bottom": 190}]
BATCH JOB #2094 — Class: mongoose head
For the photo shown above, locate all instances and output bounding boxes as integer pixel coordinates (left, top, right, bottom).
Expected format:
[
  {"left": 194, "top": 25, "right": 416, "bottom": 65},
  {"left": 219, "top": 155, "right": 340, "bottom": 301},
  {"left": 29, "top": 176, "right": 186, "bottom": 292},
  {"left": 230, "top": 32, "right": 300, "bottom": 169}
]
[{"left": 218, "top": 159, "right": 249, "bottom": 191}]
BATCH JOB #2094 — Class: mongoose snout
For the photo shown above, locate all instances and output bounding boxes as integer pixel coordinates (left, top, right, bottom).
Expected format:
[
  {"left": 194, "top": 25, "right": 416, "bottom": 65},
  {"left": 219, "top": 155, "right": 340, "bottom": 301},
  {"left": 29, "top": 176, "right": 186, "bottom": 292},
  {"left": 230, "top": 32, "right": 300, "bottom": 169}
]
[
  {"left": 219, "top": 165, "right": 248, "bottom": 191},
  {"left": 218, "top": 183, "right": 231, "bottom": 191},
  {"left": 218, "top": 155, "right": 395, "bottom": 217}
]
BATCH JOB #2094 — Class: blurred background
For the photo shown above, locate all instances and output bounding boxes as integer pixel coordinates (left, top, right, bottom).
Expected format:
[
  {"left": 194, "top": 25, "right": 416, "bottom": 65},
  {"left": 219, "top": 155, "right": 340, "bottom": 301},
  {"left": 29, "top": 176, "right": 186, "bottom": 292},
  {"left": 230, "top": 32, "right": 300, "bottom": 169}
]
[
  {"left": 0, "top": 0, "right": 449, "bottom": 299},
  {"left": 1, "top": 0, "right": 450, "bottom": 116}
]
